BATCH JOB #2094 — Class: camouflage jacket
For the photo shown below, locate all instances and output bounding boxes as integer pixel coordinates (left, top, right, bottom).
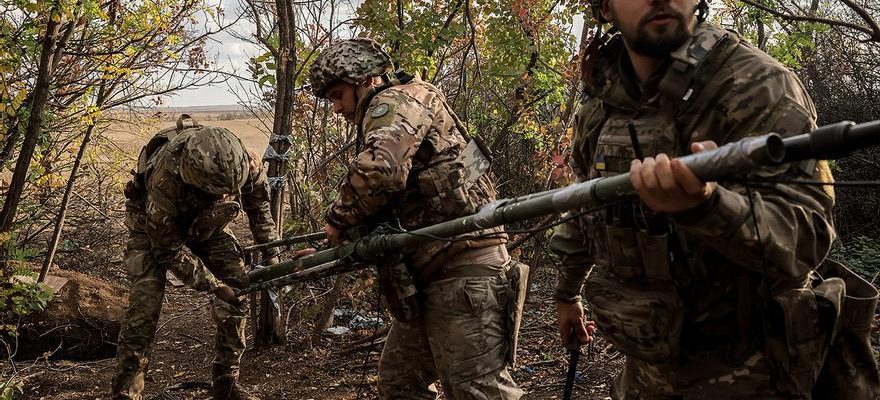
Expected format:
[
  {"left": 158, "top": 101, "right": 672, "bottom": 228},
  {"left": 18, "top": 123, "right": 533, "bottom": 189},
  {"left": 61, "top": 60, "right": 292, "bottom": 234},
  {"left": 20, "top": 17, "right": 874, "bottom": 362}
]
[
  {"left": 551, "top": 24, "right": 835, "bottom": 343},
  {"left": 326, "top": 77, "right": 505, "bottom": 277},
  {"left": 126, "top": 129, "right": 278, "bottom": 292}
]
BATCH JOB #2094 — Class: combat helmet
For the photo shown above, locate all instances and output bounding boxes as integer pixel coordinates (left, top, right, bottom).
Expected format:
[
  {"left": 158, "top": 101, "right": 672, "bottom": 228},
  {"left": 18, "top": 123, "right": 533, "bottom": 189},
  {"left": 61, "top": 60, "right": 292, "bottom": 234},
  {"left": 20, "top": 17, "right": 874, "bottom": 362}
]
[
  {"left": 178, "top": 127, "right": 248, "bottom": 195},
  {"left": 308, "top": 38, "right": 394, "bottom": 98}
]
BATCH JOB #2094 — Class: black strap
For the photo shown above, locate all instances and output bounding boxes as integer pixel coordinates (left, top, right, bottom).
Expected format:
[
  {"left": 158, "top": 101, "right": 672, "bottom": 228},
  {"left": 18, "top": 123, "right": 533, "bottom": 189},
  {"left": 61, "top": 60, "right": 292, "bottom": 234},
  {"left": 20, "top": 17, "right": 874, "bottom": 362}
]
[
  {"left": 563, "top": 347, "right": 580, "bottom": 400},
  {"left": 627, "top": 122, "right": 645, "bottom": 161}
]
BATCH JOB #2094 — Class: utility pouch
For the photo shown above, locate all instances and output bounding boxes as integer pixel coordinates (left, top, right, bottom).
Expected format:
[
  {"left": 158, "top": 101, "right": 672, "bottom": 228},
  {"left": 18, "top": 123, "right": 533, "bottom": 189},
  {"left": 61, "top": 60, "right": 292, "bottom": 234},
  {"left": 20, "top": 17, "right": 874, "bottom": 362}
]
[
  {"left": 188, "top": 201, "right": 241, "bottom": 243},
  {"left": 417, "top": 160, "right": 476, "bottom": 217},
  {"left": 587, "top": 226, "right": 683, "bottom": 362},
  {"left": 379, "top": 261, "right": 420, "bottom": 322},
  {"left": 583, "top": 267, "right": 683, "bottom": 362},
  {"left": 813, "top": 259, "right": 880, "bottom": 400},
  {"left": 763, "top": 276, "right": 845, "bottom": 396},
  {"left": 505, "top": 260, "right": 529, "bottom": 366},
  {"left": 637, "top": 232, "right": 672, "bottom": 280},
  {"left": 604, "top": 225, "right": 644, "bottom": 279}
]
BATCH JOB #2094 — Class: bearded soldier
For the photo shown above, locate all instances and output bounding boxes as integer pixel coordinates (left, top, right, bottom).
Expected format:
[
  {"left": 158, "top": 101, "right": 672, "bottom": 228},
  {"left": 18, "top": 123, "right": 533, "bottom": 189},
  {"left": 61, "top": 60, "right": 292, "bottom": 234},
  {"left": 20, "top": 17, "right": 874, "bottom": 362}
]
[
  {"left": 113, "top": 117, "right": 285, "bottom": 400},
  {"left": 308, "top": 38, "right": 526, "bottom": 399},
  {"left": 551, "top": 0, "right": 857, "bottom": 398}
]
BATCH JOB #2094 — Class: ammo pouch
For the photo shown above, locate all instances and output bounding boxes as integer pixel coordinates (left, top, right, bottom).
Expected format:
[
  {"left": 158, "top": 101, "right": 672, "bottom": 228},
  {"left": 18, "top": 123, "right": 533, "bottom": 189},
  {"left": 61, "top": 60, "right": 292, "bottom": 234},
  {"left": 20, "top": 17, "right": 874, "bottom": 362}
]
[
  {"left": 583, "top": 226, "right": 684, "bottom": 362},
  {"left": 378, "top": 261, "right": 420, "bottom": 323},
  {"left": 763, "top": 274, "right": 844, "bottom": 396},
  {"left": 417, "top": 159, "right": 476, "bottom": 218},
  {"left": 187, "top": 201, "right": 241, "bottom": 242},
  {"left": 505, "top": 260, "right": 529, "bottom": 366},
  {"left": 812, "top": 259, "right": 880, "bottom": 400}
]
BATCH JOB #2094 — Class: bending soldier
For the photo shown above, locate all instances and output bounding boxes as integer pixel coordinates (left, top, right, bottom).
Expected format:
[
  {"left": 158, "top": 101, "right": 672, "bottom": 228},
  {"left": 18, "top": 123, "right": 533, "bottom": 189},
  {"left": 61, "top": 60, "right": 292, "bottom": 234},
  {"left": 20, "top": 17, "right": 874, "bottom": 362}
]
[
  {"left": 112, "top": 117, "right": 281, "bottom": 400},
  {"left": 551, "top": 0, "right": 867, "bottom": 398},
  {"left": 309, "top": 39, "right": 525, "bottom": 400}
]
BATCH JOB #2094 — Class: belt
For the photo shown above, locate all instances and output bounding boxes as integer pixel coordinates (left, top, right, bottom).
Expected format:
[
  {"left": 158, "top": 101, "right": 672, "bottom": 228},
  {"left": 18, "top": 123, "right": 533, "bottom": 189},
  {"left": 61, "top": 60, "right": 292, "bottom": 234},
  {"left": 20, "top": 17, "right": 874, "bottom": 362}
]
[{"left": 431, "top": 245, "right": 510, "bottom": 281}]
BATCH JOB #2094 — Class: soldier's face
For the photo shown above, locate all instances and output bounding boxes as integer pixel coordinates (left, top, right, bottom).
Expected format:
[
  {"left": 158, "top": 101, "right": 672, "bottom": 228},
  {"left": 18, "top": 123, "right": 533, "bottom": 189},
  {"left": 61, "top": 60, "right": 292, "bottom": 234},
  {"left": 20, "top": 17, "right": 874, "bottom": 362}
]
[
  {"left": 325, "top": 81, "right": 358, "bottom": 121},
  {"left": 603, "top": 0, "right": 698, "bottom": 58}
]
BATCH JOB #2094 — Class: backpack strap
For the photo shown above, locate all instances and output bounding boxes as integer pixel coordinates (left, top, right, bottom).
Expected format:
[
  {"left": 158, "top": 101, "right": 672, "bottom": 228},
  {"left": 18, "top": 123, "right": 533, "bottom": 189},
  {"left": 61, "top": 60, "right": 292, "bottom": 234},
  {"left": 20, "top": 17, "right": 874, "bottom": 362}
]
[
  {"left": 176, "top": 113, "right": 200, "bottom": 131},
  {"left": 658, "top": 26, "right": 740, "bottom": 118}
]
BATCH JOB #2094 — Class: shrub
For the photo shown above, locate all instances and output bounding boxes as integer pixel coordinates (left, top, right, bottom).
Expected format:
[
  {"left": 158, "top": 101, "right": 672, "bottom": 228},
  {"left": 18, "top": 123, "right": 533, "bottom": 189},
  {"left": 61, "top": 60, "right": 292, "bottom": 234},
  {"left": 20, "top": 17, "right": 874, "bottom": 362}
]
[{"left": 830, "top": 235, "right": 880, "bottom": 280}]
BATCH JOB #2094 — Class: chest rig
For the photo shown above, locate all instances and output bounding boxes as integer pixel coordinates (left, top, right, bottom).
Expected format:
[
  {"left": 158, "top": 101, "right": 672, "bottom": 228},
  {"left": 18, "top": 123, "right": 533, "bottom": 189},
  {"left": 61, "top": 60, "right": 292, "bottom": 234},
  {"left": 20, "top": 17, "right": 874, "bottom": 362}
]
[
  {"left": 579, "top": 27, "right": 742, "bottom": 363},
  {"left": 351, "top": 72, "right": 500, "bottom": 322},
  {"left": 355, "top": 71, "right": 493, "bottom": 221}
]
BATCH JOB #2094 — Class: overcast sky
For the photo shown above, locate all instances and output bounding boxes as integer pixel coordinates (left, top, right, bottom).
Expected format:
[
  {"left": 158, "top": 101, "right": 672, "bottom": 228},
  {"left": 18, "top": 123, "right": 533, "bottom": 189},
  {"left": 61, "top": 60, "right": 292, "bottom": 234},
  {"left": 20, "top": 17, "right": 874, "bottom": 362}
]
[{"left": 163, "top": 0, "right": 262, "bottom": 107}]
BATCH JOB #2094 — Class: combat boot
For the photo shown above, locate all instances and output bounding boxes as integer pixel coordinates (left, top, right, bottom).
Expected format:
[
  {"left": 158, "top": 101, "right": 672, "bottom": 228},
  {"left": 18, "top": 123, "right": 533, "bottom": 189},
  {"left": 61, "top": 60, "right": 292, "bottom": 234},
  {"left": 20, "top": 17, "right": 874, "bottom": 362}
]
[{"left": 212, "top": 364, "right": 259, "bottom": 400}]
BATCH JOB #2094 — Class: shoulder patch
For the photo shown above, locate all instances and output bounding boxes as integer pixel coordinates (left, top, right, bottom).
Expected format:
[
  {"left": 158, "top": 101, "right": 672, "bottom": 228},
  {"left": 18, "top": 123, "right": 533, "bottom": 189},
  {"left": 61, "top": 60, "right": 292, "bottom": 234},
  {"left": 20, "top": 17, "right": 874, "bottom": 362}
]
[{"left": 371, "top": 103, "right": 390, "bottom": 118}]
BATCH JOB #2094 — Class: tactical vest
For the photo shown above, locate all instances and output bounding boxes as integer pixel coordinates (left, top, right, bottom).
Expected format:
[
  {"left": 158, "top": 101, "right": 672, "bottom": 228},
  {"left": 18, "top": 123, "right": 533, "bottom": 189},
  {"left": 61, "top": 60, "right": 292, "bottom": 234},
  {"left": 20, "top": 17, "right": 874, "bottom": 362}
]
[
  {"left": 351, "top": 72, "right": 505, "bottom": 321},
  {"left": 575, "top": 28, "right": 743, "bottom": 363},
  {"left": 353, "top": 71, "right": 498, "bottom": 242},
  {"left": 580, "top": 27, "right": 879, "bottom": 399}
]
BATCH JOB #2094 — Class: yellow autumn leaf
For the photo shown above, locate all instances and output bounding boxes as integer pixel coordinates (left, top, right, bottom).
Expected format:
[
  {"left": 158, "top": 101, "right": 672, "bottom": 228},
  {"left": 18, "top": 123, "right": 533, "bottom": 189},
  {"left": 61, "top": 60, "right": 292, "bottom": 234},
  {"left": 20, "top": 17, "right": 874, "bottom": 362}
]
[{"left": 12, "top": 89, "right": 26, "bottom": 109}]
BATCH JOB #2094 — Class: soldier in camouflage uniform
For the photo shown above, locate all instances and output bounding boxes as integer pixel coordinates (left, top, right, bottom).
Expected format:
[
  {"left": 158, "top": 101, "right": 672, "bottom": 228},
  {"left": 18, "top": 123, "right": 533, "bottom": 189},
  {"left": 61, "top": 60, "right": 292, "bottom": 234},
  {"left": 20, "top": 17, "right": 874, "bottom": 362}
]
[
  {"left": 309, "top": 38, "right": 524, "bottom": 399},
  {"left": 112, "top": 118, "right": 280, "bottom": 400},
  {"left": 553, "top": 0, "right": 843, "bottom": 398}
]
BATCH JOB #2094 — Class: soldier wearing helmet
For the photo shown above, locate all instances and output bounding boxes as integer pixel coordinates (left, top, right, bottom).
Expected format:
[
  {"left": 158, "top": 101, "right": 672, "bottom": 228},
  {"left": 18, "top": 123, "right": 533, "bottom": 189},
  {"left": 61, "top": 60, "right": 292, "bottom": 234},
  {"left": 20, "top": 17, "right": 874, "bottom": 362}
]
[
  {"left": 551, "top": 0, "right": 859, "bottom": 399},
  {"left": 112, "top": 117, "right": 303, "bottom": 400},
  {"left": 309, "top": 38, "right": 524, "bottom": 399}
]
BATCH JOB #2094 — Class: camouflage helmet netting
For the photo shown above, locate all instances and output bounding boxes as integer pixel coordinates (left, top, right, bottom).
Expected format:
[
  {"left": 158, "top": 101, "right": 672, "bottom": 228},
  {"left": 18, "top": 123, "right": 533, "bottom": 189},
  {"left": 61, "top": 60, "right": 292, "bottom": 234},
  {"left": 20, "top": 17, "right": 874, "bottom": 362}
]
[
  {"left": 308, "top": 38, "right": 394, "bottom": 98},
  {"left": 178, "top": 127, "right": 248, "bottom": 195}
]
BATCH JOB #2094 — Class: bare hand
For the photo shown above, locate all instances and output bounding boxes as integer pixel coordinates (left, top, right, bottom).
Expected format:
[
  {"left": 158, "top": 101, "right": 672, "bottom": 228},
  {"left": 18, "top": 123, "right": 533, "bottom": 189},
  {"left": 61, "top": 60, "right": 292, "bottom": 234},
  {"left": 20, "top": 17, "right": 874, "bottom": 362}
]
[
  {"left": 557, "top": 301, "right": 597, "bottom": 350},
  {"left": 629, "top": 141, "right": 718, "bottom": 213},
  {"left": 292, "top": 248, "right": 317, "bottom": 258},
  {"left": 324, "top": 224, "right": 345, "bottom": 244},
  {"left": 214, "top": 285, "right": 241, "bottom": 306}
]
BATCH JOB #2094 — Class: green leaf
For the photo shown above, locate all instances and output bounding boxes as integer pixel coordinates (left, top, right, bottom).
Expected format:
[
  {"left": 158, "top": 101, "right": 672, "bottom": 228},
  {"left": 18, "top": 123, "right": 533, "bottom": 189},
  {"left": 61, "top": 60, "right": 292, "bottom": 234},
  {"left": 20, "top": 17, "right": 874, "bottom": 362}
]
[{"left": 258, "top": 75, "right": 276, "bottom": 87}]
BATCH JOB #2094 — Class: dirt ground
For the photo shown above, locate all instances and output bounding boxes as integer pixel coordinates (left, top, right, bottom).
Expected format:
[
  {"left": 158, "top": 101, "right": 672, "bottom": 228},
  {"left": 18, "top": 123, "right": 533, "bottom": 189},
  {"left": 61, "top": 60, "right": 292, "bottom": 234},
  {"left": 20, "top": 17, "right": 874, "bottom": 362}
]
[{"left": 7, "top": 268, "right": 622, "bottom": 400}]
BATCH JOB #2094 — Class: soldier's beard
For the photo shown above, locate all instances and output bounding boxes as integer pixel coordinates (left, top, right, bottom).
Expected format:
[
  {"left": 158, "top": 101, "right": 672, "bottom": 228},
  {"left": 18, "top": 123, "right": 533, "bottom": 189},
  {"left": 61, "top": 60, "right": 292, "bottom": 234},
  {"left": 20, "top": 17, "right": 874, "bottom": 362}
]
[{"left": 622, "top": 6, "right": 693, "bottom": 58}]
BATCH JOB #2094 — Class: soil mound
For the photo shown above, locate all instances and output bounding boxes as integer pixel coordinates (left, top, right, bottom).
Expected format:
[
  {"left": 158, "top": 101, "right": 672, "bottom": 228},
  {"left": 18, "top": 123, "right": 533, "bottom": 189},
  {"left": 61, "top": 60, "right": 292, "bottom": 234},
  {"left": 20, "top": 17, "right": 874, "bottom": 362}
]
[{"left": 15, "top": 269, "right": 127, "bottom": 361}]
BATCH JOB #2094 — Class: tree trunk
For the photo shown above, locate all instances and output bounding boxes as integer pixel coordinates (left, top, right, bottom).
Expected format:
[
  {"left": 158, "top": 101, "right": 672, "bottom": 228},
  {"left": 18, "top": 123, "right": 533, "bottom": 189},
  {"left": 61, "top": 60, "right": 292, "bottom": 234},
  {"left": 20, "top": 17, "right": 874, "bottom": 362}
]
[
  {"left": 313, "top": 274, "right": 346, "bottom": 333},
  {"left": 255, "top": 0, "right": 297, "bottom": 347},
  {"left": 39, "top": 83, "right": 106, "bottom": 282},
  {"left": 0, "top": 6, "right": 62, "bottom": 271},
  {"left": 0, "top": 113, "right": 26, "bottom": 171}
]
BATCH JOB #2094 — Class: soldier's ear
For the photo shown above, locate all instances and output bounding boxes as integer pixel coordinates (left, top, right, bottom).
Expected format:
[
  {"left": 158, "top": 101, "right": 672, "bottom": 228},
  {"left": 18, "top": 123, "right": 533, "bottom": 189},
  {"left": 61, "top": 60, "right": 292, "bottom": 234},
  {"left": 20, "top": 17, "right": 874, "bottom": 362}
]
[{"left": 600, "top": 0, "right": 613, "bottom": 23}]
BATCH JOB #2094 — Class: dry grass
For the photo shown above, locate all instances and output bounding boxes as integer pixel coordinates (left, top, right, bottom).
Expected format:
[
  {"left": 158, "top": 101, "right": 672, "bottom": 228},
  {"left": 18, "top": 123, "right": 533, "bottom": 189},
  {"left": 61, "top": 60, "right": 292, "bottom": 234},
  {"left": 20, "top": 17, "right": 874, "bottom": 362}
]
[{"left": 103, "top": 111, "right": 273, "bottom": 156}]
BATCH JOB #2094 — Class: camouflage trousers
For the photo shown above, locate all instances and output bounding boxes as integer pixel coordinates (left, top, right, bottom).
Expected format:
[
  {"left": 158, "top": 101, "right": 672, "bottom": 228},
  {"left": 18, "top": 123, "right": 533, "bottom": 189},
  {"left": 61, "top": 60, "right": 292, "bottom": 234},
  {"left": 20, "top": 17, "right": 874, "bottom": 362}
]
[
  {"left": 378, "top": 272, "right": 523, "bottom": 400},
  {"left": 612, "top": 350, "right": 790, "bottom": 400},
  {"left": 111, "top": 228, "right": 249, "bottom": 400}
]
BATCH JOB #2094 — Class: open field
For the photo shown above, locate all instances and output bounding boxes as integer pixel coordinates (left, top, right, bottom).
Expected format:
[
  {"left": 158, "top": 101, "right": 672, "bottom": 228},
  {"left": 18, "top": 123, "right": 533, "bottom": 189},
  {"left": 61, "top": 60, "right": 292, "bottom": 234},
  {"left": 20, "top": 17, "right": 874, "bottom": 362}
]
[{"left": 104, "top": 108, "right": 273, "bottom": 155}]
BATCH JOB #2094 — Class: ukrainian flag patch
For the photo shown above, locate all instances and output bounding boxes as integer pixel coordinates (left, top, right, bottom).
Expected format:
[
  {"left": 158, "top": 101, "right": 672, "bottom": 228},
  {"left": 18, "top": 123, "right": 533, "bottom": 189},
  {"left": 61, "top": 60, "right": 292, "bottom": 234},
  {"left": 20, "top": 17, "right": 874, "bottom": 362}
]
[{"left": 595, "top": 154, "right": 606, "bottom": 171}]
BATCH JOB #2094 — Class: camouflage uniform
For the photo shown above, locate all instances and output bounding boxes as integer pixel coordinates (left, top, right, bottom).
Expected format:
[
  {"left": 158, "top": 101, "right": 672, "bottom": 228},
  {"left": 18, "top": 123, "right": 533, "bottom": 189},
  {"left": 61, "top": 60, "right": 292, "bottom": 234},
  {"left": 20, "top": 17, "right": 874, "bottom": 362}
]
[
  {"left": 310, "top": 39, "right": 523, "bottom": 400},
  {"left": 551, "top": 23, "right": 837, "bottom": 399},
  {"left": 112, "top": 125, "right": 278, "bottom": 400}
]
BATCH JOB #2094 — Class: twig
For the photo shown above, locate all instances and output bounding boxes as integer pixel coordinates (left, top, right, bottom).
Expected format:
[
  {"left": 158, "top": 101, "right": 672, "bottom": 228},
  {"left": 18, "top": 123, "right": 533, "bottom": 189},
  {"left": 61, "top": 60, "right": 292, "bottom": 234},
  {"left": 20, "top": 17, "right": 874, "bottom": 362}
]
[{"left": 157, "top": 301, "right": 210, "bottom": 333}]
